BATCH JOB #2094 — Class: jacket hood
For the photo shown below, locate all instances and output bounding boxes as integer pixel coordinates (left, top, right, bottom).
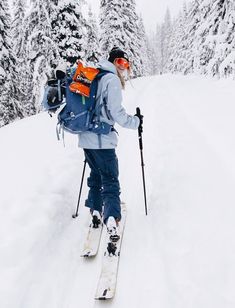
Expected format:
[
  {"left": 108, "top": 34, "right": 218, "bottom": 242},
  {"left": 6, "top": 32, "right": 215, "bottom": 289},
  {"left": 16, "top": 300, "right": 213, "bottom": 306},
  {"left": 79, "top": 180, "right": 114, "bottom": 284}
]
[{"left": 97, "top": 59, "right": 117, "bottom": 75}]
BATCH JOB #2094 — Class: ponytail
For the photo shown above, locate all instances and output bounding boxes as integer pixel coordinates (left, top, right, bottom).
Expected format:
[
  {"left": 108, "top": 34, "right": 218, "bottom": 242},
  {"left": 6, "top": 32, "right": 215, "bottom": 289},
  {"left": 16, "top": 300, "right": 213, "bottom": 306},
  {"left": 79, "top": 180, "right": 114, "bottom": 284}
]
[{"left": 117, "top": 70, "right": 126, "bottom": 89}]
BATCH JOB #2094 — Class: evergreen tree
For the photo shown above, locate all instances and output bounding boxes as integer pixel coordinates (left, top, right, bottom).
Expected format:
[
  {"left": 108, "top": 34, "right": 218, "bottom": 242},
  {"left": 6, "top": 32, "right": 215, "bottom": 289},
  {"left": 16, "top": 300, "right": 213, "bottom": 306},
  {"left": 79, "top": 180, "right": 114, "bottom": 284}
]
[
  {"left": 99, "top": 0, "right": 124, "bottom": 56},
  {"left": 181, "top": 0, "right": 202, "bottom": 74},
  {"left": 166, "top": 0, "right": 202, "bottom": 75},
  {"left": 153, "top": 9, "right": 173, "bottom": 74},
  {"left": 52, "top": 0, "right": 87, "bottom": 64},
  {"left": 85, "top": 7, "right": 101, "bottom": 65},
  {"left": 161, "top": 8, "right": 172, "bottom": 72},
  {"left": 12, "top": 0, "right": 27, "bottom": 57},
  {"left": 137, "top": 16, "right": 151, "bottom": 76},
  {"left": 167, "top": 4, "right": 188, "bottom": 73},
  {"left": 12, "top": 0, "right": 29, "bottom": 117},
  {"left": 122, "top": 0, "right": 143, "bottom": 77},
  {"left": 153, "top": 24, "right": 163, "bottom": 74},
  {"left": 164, "top": 0, "right": 235, "bottom": 78},
  {"left": 100, "top": 0, "right": 144, "bottom": 77},
  {"left": 0, "top": 0, "right": 22, "bottom": 127},
  {"left": 193, "top": 0, "right": 214, "bottom": 74},
  {"left": 146, "top": 32, "right": 159, "bottom": 75},
  {"left": 217, "top": 0, "right": 235, "bottom": 77},
  {"left": 23, "top": 0, "right": 59, "bottom": 113},
  {"left": 47, "top": 0, "right": 60, "bottom": 48},
  {"left": 198, "top": 0, "right": 235, "bottom": 77}
]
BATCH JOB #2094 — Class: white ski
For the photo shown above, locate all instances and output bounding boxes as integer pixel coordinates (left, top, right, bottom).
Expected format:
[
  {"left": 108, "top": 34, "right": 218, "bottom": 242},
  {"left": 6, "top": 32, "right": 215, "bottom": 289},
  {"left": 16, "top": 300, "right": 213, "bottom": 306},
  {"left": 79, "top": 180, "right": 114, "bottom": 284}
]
[
  {"left": 95, "top": 204, "right": 127, "bottom": 300},
  {"left": 81, "top": 215, "right": 103, "bottom": 258}
]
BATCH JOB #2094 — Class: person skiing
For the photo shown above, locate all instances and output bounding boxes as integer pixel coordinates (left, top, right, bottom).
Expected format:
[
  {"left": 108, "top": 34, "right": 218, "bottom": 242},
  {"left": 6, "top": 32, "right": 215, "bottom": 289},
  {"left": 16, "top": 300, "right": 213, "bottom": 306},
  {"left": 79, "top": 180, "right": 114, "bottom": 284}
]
[{"left": 79, "top": 47, "right": 142, "bottom": 241}]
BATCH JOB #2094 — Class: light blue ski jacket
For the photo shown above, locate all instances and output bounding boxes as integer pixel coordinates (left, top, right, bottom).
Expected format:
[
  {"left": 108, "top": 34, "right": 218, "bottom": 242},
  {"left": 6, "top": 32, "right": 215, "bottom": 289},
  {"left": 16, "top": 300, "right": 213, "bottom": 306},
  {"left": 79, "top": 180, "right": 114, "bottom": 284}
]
[{"left": 78, "top": 60, "right": 140, "bottom": 149}]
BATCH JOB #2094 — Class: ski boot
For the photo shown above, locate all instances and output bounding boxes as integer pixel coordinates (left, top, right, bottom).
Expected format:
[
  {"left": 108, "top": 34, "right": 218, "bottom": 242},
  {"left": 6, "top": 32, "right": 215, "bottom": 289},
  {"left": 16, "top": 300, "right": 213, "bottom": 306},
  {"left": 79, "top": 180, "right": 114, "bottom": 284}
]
[{"left": 92, "top": 210, "right": 102, "bottom": 229}]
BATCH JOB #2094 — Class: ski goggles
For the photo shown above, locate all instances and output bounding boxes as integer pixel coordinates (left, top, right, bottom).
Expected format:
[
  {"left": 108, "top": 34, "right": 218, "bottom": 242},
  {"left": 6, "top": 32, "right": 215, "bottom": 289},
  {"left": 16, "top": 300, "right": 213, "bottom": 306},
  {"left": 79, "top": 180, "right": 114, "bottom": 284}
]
[{"left": 115, "top": 58, "right": 130, "bottom": 70}]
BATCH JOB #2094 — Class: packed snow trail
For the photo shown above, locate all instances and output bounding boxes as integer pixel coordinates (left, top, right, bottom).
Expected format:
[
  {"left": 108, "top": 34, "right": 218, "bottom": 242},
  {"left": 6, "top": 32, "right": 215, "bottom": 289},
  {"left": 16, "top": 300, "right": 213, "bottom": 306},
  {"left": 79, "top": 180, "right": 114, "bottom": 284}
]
[{"left": 1, "top": 74, "right": 235, "bottom": 308}]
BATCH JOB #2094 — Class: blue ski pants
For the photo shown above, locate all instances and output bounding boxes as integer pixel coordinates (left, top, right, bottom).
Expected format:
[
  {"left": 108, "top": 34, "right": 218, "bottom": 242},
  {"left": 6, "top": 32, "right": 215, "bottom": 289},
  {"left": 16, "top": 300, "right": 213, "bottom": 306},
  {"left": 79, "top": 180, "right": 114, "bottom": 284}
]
[{"left": 83, "top": 149, "right": 121, "bottom": 223}]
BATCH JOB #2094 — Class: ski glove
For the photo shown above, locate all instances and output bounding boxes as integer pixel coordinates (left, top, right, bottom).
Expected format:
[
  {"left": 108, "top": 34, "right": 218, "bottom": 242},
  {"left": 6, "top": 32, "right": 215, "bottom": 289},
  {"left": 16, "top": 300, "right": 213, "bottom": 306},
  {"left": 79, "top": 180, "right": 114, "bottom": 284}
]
[{"left": 135, "top": 113, "right": 143, "bottom": 133}]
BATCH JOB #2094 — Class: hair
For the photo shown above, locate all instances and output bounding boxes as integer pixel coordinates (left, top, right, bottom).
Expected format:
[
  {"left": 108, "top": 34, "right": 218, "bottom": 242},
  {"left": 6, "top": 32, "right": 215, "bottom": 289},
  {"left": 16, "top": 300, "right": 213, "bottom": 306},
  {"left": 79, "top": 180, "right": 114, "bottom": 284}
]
[{"left": 117, "top": 70, "right": 126, "bottom": 89}]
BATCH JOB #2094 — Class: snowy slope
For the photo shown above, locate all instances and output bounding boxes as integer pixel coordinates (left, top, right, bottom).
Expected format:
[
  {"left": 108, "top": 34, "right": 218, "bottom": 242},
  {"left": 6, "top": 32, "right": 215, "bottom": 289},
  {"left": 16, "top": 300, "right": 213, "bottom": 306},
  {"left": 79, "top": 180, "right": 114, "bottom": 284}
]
[{"left": 1, "top": 74, "right": 235, "bottom": 308}]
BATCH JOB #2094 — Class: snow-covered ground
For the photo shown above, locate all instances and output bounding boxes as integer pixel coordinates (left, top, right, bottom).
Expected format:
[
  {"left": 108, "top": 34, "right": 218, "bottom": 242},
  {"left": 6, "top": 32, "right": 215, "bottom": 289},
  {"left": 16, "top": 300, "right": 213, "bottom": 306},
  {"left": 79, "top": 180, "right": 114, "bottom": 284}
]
[{"left": 1, "top": 74, "right": 235, "bottom": 308}]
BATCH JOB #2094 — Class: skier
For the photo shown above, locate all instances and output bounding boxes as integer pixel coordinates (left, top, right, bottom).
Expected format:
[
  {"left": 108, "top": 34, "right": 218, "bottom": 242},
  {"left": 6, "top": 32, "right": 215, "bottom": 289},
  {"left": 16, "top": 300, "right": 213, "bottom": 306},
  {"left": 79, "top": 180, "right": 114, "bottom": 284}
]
[{"left": 79, "top": 47, "right": 142, "bottom": 241}]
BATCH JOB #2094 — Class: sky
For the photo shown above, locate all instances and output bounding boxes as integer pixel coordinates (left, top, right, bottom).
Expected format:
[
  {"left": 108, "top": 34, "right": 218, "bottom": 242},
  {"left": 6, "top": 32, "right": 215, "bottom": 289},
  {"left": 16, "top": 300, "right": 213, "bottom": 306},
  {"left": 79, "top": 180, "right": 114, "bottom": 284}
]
[{"left": 87, "top": 0, "right": 191, "bottom": 31}]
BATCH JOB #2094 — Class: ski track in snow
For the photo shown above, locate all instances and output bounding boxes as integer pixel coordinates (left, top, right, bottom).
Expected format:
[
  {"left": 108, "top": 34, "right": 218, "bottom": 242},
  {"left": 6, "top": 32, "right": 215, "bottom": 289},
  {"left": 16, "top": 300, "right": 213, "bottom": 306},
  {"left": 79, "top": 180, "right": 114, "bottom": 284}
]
[{"left": 1, "top": 74, "right": 235, "bottom": 308}]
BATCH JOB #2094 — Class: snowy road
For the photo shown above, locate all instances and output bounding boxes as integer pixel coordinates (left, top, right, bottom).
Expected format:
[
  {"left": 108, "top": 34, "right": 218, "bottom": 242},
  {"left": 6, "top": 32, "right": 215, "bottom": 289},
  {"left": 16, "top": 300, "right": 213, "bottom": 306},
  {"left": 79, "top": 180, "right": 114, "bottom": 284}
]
[{"left": 1, "top": 74, "right": 235, "bottom": 308}]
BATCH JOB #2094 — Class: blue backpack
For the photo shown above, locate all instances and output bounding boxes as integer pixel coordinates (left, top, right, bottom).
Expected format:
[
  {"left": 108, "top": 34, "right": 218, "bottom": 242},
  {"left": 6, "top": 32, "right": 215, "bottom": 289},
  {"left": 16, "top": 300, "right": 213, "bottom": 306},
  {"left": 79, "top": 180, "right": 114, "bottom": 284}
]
[{"left": 42, "top": 62, "right": 113, "bottom": 137}]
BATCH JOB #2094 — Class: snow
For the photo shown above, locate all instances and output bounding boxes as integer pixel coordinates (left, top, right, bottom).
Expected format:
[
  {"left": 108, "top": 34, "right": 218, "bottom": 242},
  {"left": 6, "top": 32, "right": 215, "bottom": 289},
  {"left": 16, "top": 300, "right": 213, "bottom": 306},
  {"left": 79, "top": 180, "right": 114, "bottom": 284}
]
[{"left": 1, "top": 74, "right": 235, "bottom": 307}]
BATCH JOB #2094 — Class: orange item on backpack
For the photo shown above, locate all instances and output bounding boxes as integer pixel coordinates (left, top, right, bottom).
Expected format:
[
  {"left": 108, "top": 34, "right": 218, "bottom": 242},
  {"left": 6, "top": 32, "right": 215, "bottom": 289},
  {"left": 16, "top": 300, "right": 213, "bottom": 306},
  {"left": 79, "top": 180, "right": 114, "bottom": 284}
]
[{"left": 69, "top": 61, "right": 100, "bottom": 97}]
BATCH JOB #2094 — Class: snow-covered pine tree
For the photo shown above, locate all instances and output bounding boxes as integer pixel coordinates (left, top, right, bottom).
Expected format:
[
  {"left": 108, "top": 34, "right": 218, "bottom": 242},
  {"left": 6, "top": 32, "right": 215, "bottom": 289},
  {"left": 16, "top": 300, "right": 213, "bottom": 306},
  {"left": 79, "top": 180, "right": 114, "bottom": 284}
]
[
  {"left": 178, "top": 0, "right": 202, "bottom": 74},
  {"left": 166, "top": 0, "right": 208, "bottom": 75},
  {"left": 167, "top": 3, "right": 188, "bottom": 73},
  {"left": 217, "top": 0, "right": 235, "bottom": 78},
  {"left": 161, "top": 8, "right": 172, "bottom": 73},
  {"left": 174, "top": 0, "right": 235, "bottom": 78},
  {"left": 197, "top": 0, "right": 235, "bottom": 77},
  {"left": 146, "top": 32, "right": 159, "bottom": 75},
  {"left": 12, "top": 0, "right": 29, "bottom": 117},
  {"left": 122, "top": 0, "right": 143, "bottom": 77},
  {"left": 153, "top": 24, "right": 163, "bottom": 74},
  {"left": 22, "top": 0, "right": 59, "bottom": 113},
  {"left": 52, "top": 0, "right": 87, "bottom": 65},
  {"left": 85, "top": 6, "right": 101, "bottom": 65},
  {"left": 167, "top": 16, "right": 178, "bottom": 73},
  {"left": 99, "top": 0, "right": 144, "bottom": 77},
  {"left": 12, "top": 0, "right": 27, "bottom": 57},
  {"left": 47, "top": 0, "right": 60, "bottom": 47},
  {"left": 153, "top": 9, "right": 173, "bottom": 75},
  {"left": 137, "top": 16, "right": 151, "bottom": 76},
  {"left": 0, "top": 0, "right": 22, "bottom": 127},
  {"left": 193, "top": 0, "right": 214, "bottom": 75},
  {"left": 149, "top": 0, "right": 235, "bottom": 79},
  {"left": 99, "top": 0, "right": 125, "bottom": 56}
]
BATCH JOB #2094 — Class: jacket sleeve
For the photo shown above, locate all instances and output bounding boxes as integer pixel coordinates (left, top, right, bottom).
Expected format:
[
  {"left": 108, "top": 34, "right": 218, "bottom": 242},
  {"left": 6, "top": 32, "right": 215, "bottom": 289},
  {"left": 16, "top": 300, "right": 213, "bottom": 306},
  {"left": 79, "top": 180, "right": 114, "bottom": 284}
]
[{"left": 105, "top": 75, "right": 140, "bottom": 129}]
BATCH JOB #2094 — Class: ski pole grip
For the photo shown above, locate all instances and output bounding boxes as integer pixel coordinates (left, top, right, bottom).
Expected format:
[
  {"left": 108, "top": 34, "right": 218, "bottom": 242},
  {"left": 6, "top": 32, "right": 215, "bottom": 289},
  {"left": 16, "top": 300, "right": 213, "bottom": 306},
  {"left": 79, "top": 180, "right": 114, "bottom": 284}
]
[
  {"left": 136, "top": 107, "right": 143, "bottom": 131},
  {"left": 136, "top": 107, "right": 141, "bottom": 118}
]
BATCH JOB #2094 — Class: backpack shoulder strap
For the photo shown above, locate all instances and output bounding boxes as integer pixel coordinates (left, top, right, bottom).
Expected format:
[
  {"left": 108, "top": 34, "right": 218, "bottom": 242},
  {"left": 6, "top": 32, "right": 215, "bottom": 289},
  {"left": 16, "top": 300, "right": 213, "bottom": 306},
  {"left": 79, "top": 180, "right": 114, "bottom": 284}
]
[
  {"left": 96, "top": 69, "right": 114, "bottom": 80},
  {"left": 93, "top": 70, "right": 115, "bottom": 121}
]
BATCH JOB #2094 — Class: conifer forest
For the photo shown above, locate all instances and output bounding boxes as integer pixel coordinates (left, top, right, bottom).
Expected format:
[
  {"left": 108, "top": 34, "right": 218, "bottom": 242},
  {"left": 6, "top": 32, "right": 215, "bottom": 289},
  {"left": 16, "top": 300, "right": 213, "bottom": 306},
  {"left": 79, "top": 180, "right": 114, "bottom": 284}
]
[{"left": 0, "top": 0, "right": 235, "bottom": 127}]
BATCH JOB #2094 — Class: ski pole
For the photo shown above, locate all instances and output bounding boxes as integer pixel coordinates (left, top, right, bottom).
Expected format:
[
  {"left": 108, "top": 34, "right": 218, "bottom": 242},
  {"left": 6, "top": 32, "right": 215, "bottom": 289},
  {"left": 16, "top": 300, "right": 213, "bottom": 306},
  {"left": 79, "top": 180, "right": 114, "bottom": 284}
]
[
  {"left": 136, "top": 107, "right": 148, "bottom": 216},
  {"left": 72, "top": 160, "right": 87, "bottom": 218}
]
